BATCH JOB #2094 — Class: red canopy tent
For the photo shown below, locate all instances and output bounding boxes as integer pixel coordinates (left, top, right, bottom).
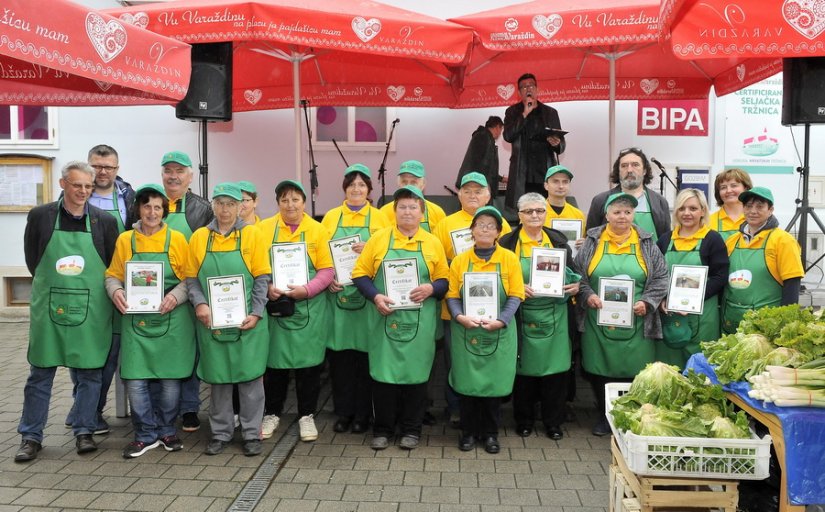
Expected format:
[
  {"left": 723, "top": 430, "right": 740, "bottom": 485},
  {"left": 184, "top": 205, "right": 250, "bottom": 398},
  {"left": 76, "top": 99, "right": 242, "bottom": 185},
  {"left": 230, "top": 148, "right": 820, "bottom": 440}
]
[
  {"left": 450, "top": 0, "right": 781, "bottom": 164},
  {"left": 0, "top": 0, "right": 191, "bottom": 105}
]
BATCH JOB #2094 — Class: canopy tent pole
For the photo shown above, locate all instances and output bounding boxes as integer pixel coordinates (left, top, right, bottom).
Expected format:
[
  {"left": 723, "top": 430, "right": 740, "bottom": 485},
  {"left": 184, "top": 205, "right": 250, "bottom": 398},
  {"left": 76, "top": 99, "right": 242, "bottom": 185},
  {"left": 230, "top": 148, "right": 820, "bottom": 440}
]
[{"left": 293, "top": 53, "right": 302, "bottom": 182}]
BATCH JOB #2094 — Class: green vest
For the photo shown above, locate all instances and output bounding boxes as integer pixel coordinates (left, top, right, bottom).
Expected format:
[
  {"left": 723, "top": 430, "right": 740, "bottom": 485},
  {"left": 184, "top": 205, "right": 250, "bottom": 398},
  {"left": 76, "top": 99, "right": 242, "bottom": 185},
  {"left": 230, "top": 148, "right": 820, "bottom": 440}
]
[
  {"left": 165, "top": 195, "right": 193, "bottom": 241},
  {"left": 722, "top": 230, "right": 782, "bottom": 334},
  {"left": 634, "top": 190, "right": 658, "bottom": 242}
]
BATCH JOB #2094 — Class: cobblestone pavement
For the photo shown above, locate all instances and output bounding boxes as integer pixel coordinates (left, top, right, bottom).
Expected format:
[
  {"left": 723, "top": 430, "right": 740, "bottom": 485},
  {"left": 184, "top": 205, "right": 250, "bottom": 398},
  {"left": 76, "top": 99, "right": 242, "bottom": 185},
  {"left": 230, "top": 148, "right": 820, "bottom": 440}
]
[{"left": 0, "top": 320, "right": 611, "bottom": 512}]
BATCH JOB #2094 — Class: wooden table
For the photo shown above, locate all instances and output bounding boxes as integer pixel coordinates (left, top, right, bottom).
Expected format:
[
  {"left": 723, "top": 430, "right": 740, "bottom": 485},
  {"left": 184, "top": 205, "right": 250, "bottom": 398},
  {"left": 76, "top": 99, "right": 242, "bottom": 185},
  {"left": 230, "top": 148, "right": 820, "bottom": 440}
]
[{"left": 726, "top": 392, "right": 805, "bottom": 512}]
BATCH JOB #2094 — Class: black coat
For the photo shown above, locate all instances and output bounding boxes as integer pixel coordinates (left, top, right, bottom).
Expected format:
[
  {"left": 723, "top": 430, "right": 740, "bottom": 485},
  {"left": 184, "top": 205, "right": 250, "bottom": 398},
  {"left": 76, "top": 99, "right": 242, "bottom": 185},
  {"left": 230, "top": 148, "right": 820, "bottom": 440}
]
[
  {"left": 656, "top": 228, "right": 729, "bottom": 300},
  {"left": 175, "top": 191, "right": 214, "bottom": 233},
  {"left": 456, "top": 126, "right": 500, "bottom": 198}
]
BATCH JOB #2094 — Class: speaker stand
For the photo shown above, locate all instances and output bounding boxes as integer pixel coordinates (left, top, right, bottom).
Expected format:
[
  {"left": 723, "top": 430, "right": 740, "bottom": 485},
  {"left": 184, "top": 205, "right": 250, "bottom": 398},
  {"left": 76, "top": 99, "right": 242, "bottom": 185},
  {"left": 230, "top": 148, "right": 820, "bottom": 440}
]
[
  {"left": 198, "top": 120, "right": 209, "bottom": 199},
  {"left": 785, "top": 124, "right": 825, "bottom": 272}
]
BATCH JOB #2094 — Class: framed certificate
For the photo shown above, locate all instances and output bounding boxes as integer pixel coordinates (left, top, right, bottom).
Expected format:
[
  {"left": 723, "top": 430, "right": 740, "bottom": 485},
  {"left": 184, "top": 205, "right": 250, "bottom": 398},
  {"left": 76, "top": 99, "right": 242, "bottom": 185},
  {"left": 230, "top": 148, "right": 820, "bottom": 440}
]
[
  {"left": 271, "top": 242, "right": 309, "bottom": 290},
  {"left": 529, "top": 247, "right": 566, "bottom": 298},
  {"left": 207, "top": 274, "right": 247, "bottom": 329},
  {"left": 666, "top": 265, "right": 708, "bottom": 315},
  {"left": 382, "top": 258, "right": 421, "bottom": 310},
  {"left": 124, "top": 261, "right": 164, "bottom": 313},
  {"left": 328, "top": 235, "right": 361, "bottom": 286},
  {"left": 597, "top": 277, "right": 634, "bottom": 328},
  {"left": 449, "top": 227, "right": 474, "bottom": 257},
  {"left": 550, "top": 218, "right": 583, "bottom": 258},
  {"left": 462, "top": 272, "right": 499, "bottom": 321}
]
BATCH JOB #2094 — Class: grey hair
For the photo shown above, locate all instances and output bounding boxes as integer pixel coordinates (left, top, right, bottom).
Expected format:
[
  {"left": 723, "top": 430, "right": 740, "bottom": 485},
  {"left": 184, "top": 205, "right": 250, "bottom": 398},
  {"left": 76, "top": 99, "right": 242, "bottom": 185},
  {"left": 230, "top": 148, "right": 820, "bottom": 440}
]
[
  {"left": 517, "top": 192, "right": 546, "bottom": 211},
  {"left": 61, "top": 161, "right": 96, "bottom": 180}
]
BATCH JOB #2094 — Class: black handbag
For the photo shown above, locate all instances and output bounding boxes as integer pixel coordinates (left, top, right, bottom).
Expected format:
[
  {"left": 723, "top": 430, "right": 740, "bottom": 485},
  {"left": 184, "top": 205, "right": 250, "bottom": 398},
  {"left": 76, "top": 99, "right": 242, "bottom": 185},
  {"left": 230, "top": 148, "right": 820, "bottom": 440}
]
[{"left": 266, "top": 295, "right": 295, "bottom": 317}]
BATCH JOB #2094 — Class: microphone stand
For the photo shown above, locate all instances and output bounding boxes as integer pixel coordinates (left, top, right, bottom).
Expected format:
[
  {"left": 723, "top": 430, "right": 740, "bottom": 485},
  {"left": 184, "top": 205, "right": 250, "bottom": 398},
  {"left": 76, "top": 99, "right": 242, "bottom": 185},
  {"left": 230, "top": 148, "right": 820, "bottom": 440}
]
[
  {"left": 377, "top": 119, "right": 399, "bottom": 208},
  {"left": 654, "top": 160, "right": 678, "bottom": 196},
  {"left": 301, "top": 99, "right": 318, "bottom": 218},
  {"left": 331, "top": 139, "right": 349, "bottom": 167}
]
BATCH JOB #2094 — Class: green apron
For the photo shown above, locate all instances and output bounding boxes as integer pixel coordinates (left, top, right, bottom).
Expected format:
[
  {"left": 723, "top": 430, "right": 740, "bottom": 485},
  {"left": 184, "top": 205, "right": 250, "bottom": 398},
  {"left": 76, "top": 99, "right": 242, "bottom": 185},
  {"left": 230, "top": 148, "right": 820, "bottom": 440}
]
[
  {"left": 448, "top": 260, "right": 517, "bottom": 397},
  {"left": 120, "top": 228, "right": 196, "bottom": 379},
  {"left": 722, "top": 230, "right": 782, "bottom": 334},
  {"left": 369, "top": 235, "right": 437, "bottom": 384},
  {"left": 100, "top": 188, "right": 126, "bottom": 335},
  {"left": 582, "top": 241, "right": 653, "bottom": 377},
  {"left": 658, "top": 237, "right": 720, "bottom": 367},
  {"left": 267, "top": 225, "right": 329, "bottom": 369},
  {"left": 195, "top": 229, "right": 269, "bottom": 384},
  {"left": 327, "top": 209, "right": 371, "bottom": 352},
  {"left": 165, "top": 195, "right": 193, "bottom": 241},
  {"left": 420, "top": 206, "right": 433, "bottom": 233},
  {"left": 634, "top": 190, "right": 658, "bottom": 242},
  {"left": 516, "top": 240, "right": 571, "bottom": 376},
  {"left": 716, "top": 214, "right": 740, "bottom": 242},
  {"left": 29, "top": 202, "right": 113, "bottom": 368}
]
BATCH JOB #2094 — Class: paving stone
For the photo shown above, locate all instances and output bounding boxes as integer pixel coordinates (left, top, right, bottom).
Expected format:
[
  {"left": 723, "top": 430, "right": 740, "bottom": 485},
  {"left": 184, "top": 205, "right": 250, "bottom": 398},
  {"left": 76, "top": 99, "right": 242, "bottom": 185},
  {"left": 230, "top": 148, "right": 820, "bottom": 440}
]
[
  {"left": 480, "top": 506, "right": 521, "bottom": 512},
  {"left": 529, "top": 460, "right": 568, "bottom": 474},
  {"left": 365, "top": 470, "right": 404, "bottom": 486},
  {"left": 48, "top": 490, "right": 101, "bottom": 508},
  {"left": 316, "top": 500, "right": 360, "bottom": 512},
  {"left": 543, "top": 447, "right": 582, "bottom": 461},
  {"left": 378, "top": 484, "right": 421, "bottom": 503},
  {"left": 402, "top": 471, "right": 440, "bottom": 487},
  {"left": 199, "top": 480, "right": 242, "bottom": 498},
  {"left": 564, "top": 460, "right": 605, "bottom": 475},
  {"left": 86, "top": 491, "right": 139, "bottom": 510},
  {"left": 0, "top": 487, "right": 26, "bottom": 504},
  {"left": 493, "top": 460, "right": 532, "bottom": 474},
  {"left": 284, "top": 455, "right": 325, "bottom": 469},
  {"left": 329, "top": 469, "right": 368, "bottom": 484},
  {"left": 513, "top": 473, "right": 556, "bottom": 489},
  {"left": 499, "top": 488, "right": 541, "bottom": 506},
  {"left": 459, "top": 459, "right": 495, "bottom": 473},
  {"left": 304, "top": 483, "right": 346, "bottom": 500},
  {"left": 293, "top": 468, "right": 334, "bottom": 483},
  {"left": 357, "top": 503, "right": 400, "bottom": 512},
  {"left": 205, "top": 497, "right": 233, "bottom": 512},
  {"left": 341, "top": 484, "right": 384, "bottom": 502},
  {"left": 441, "top": 472, "right": 478, "bottom": 488},
  {"left": 422, "top": 458, "right": 458, "bottom": 473},
  {"left": 261, "top": 482, "right": 308, "bottom": 499},
  {"left": 507, "top": 447, "right": 546, "bottom": 461},
  {"left": 162, "top": 479, "right": 209, "bottom": 496},
  {"left": 387, "top": 457, "right": 424, "bottom": 472},
  {"left": 589, "top": 473, "right": 609, "bottom": 491},
  {"left": 458, "top": 487, "right": 500, "bottom": 505},
  {"left": 164, "top": 495, "right": 216, "bottom": 512},
  {"left": 440, "top": 505, "right": 481, "bottom": 512},
  {"left": 273, "top": 498, "right": 319, "bottom": 511},
  {"left": 17, "top": 473, "right": 67, "bottom": 489},
  {"left": 398, "top": 503, "right": 439, "bottom": 512},
  {"left": 320, "top": 456, "right": 357, "bottom": 470},
  {"left": 353, "top": 458, "right": 390, "bottom": 471},
  {"left": 420, "top": 485, "right": 459, "bottom": 504},
  {"left": 124, "top": 477, "right": 173, "bottom": 494},
  {"left": 578, "top": 488, "right": 609, "bottom": 508},
  {"left": 194, "top": 466, "right": 238, "bottom": 481},
  {"left": 10, "top": 489, "right": 61, "bottom": 507},
  {"left": 56, "top": 460, "right": 104, "bottom": 475},
  {"left": 404, "top": 446, "right": 443, "bottom": 459},
  {"left": 478, "top": 472, "right": 516, "bottom": 488},
  {"left": 537, "top": 489, "right": 582, "bottom": 507}
]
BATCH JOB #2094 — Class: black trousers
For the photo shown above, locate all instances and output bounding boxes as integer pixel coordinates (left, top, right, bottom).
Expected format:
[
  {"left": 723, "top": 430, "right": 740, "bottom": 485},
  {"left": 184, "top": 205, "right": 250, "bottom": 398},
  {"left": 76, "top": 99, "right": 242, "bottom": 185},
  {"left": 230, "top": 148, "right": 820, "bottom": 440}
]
[
  {"left": 512, "top": 372, "right": 568, "bottom": 428},
  {"left": 371, "top": 380, "right": 427, "bottom": 438},
  {"left": 264, "top": 364, "right": 322, "bottom": 417},
  {"left": 459, "top": 395, "right": 501, "bottom": 437},
  {"left": 328, "top": 349, "right": 372, "bottom": 420},
  {"left": 586, "top": 373, "right": 633, "bottom": 422}
]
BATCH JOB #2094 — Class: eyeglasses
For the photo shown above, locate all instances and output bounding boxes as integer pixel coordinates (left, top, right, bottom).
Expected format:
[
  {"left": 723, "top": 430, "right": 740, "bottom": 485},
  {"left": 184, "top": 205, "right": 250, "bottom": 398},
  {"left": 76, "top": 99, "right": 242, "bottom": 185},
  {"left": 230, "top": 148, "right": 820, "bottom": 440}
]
[
  {"left": 241, "top": 198, "right": 255, "bottom": 204},
  {"left": 66, "top": 181, "right": 94, "bottom": 191},
  {"left": 213, "top": 200, "right": 238, "bottom": 209},
  {"left": 519, "top": 208, "right": 546, "bottom": 216},
  {"left": 90, "top": 165, "right": 118, "bottom": 173},
  {"left": 619, "top": 147, "right": 643, "bottom": 155},
  {"left": 474, "top": 223, "right": 499, "bottom": 231},
  {"left": 519, "top": 83, "right": 537, "bottom": 90}
]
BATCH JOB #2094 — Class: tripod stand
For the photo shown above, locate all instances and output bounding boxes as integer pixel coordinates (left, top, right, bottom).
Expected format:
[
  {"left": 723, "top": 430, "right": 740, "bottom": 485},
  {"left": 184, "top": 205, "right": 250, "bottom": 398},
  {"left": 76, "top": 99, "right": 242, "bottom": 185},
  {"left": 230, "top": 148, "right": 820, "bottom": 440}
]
[{"left": 785, "top": 124, "right": 825, "bottom": 272}]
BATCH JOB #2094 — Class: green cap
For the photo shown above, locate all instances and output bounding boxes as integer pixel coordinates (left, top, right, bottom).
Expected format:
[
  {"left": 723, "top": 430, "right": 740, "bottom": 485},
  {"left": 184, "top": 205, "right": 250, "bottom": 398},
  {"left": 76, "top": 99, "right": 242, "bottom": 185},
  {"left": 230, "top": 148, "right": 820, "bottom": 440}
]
[
  {"left": 345, "top": 163, "right": 371, "bottom": 178},
  {"left": 237, "top": 180, "right": 257, "bottom": 194},
  {"left": 275, "top": 179, "right": 306, "bottom": 198},
  {"left": 212, "top": 182, "right": 242, "bottom": 201},
  {"left": 604, "top": 192, "right": 639, "bottom": 213},
  {"left": 134, "top": 183, "right": 168, "bottom": 199},
  {"left": 393, "top": 184, "right": 425, "bottom": 202},
  {"left": 739, "top": 186, "right": 773, "bottom": 206},
  {"left": 399, "top": 160, "right": 425, "bottom": 178},
  {"left": 473, "top": 205, "right": 503, "bottom": 225},
  {"left": 460, "top": 172, "right": 488, "bottom": 188},
  {"left": 160, "top": 150, "right": 192, "bottom": 167},
  {"left": 545, "top": 165, "right": 573, "bottom": 181}
]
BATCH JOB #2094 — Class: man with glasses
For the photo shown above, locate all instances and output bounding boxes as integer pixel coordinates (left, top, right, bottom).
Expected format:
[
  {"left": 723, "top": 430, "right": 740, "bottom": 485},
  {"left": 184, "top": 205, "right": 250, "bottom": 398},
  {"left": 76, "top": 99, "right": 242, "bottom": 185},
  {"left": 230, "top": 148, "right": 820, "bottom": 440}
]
[
  {"left": 15, "top": 161, "right": 119, "bottom": 462},
  {"left": 585, "top": 147, "right": 670, "bottom": 241},
  {"left": 503, "top": 73, "right": 566, "bottom": 210}
]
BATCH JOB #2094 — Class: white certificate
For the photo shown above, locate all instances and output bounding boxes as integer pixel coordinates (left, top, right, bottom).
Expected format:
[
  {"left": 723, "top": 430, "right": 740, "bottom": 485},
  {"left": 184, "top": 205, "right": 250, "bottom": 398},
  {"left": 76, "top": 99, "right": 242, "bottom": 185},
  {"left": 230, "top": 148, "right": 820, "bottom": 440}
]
[
  {"left": 666, "top": 264, "right": 708, "bottom": 315},
  {"left": 597, "top": 277, "right": 635, "bottom": 328},
  {"left": 450, "top": 227, "right": 474, "bottom": 257},
  {"left": 382, "top": 258, "right": 421, "bottom": 310},
  {"left": 530, "top": 247, "right": 566, "bottom": 298},
  {"left": 271, "top": 242, "right": 309, "bottom": 291},
  {"left": 462, "top": 272, "right": 499, "bottom": 321},
  {"left": 328, "top": 235, "right": 361, "bottom": 286},
  {"left": 551, "top": 218, "right": 583, "bottom": 259},
  {"left": 207, "top": 274, "right": 247, "bottom": 329},
  {"left": 124, "top": 261, "right": 164, "bottom": 313}
]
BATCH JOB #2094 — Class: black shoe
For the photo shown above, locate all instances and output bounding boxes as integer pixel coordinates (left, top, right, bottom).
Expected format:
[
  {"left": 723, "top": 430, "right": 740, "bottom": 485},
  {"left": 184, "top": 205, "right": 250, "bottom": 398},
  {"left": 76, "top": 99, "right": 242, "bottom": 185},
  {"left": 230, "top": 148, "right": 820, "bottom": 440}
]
[
  {"left": 76, "top": 434, "right": 97, "bottom": 454},
  {"left": 333, "top": 417, "right": 352, "bottom": 433},
  {"left": 458, "top": 434, "right": 475, "bottom": 451},
  {"left": 205, "top": 439, "right": 229, "bottom": 455},
  {"left": 516, "top": 425, "right": 533, "bottom": 437},
  {"left": 242, "top": 439, "right": 262, "bottom": 456},
  {"left": 546, "top": 425, "right": 564, "bottom": 440},
  {"left": 483, "top": 436, "right": 500, "bottom": 454},
  {"left": 181, "top": 412, "right": 200, "bottom": 432},
  {"left": 592, "top": 418, "right": 611, "bottom": 437},
  {"left": 160, "top": 435, "right": 183, "bottom": 452},
  {"left": 14, "top": 440, "right": 41, "bottom": 462},
  {"left": 351, "top": 418, "right": 370, "bottom": 434},
  {"left": 422, "top": 411, "right": 437, "bottom": 426}
]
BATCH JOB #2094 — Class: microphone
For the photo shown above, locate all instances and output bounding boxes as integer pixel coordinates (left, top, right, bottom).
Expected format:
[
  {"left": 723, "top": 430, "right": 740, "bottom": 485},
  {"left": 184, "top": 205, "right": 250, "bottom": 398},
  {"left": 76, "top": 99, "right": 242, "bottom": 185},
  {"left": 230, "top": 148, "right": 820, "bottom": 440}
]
[
  {"left": 651, "top": 157, "right": 666, "bottom": 172},
  {"left": 392, "top": 118, "right": 400, "bottom": 125},
  {"left": 526, "top": 92, "right": 533, "bottom": 109},
  {"left": 300, "top": 99, "right": 309, "bottom": 107}
]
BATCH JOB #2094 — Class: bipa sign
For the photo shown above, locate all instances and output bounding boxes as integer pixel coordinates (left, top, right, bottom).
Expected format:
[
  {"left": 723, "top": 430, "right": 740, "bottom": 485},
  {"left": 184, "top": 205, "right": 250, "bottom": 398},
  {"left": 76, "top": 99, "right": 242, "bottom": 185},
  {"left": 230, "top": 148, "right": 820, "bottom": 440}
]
[{"left": 637, "top": 99, "right": 709, "bottom": 136}]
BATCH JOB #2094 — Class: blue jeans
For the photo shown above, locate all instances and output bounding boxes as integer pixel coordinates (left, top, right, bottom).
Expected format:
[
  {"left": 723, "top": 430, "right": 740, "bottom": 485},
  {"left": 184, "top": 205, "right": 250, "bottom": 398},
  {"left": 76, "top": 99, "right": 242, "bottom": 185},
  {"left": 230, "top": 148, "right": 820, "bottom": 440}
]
[
  {"left": 67, "top": 334, "right": 120, "bottom": 423},
  {"left": 179, "top": 350, "right": 200, "bottom": 414},
  {"left": 19, "top": 366, "right": 102, "bottom": 443},
  {"left": 127, "top": 379, "right": 180, "bottom": 443}
]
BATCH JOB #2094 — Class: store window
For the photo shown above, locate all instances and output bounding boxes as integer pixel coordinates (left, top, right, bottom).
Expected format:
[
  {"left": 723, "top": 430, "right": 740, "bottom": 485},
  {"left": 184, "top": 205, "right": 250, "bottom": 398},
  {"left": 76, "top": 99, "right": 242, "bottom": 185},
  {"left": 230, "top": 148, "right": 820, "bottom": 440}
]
[
  {"left": 0, "top": 106, "right": 58, "bottom": 149},
  {"left": 312, "top": 106, "right": 395, "bottom": 151}
]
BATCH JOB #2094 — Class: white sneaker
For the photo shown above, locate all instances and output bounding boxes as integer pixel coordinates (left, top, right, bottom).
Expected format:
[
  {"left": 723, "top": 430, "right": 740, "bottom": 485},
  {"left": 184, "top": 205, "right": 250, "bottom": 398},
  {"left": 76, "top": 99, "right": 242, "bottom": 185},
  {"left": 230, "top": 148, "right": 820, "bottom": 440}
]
[
  {"left": 261, "top": 415, "right": 279, "bottom": 439},
  {"left": 234, "top": 414, "right": 240, "bottom": 429},
  {"left": 298, "top": 415, "right": 318, "bottom": 442}
]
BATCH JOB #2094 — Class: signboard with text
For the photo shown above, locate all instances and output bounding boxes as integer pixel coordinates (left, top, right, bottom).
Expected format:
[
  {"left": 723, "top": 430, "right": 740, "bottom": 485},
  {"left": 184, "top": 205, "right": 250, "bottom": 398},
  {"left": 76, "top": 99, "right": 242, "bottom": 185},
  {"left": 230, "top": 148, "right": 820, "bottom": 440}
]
[{"left": 637, "top": 99, "right": 709, "bottom": 136}]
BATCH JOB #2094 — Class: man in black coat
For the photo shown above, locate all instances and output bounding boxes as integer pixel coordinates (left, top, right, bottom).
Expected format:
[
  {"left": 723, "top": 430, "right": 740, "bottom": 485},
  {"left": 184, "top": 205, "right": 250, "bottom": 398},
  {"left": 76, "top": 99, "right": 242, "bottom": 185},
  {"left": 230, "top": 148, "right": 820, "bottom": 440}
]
[
  {"left": 503, "top": 73, "right": 565, "bottom": 210},
  {"left": 456, "top": 116, "right": 503, "bottom": 202}
]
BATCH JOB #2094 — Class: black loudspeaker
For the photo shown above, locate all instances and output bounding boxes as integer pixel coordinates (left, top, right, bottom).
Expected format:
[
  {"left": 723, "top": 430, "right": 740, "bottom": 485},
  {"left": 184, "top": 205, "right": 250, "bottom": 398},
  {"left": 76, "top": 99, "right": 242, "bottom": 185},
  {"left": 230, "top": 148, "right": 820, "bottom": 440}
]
[
  {"left": 782, "top": 57, "right": 825, "bottom": 125},
  {"left": 176, "top": 42, "right": 233, "bottom": 122}
]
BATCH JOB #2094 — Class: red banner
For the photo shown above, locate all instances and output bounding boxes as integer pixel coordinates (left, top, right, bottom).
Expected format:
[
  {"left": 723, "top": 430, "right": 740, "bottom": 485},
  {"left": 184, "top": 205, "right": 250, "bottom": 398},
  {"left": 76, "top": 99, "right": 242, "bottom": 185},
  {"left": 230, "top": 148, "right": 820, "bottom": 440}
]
[{"left": 637, "top": 99, "right": 709, "bottom": 136}]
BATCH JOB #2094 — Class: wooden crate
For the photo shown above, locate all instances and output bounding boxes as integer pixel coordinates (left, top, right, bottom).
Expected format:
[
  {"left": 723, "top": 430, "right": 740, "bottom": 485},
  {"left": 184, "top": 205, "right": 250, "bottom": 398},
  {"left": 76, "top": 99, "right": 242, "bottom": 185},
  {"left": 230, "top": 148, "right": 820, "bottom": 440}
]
[{"left": 612, "top": 438, "right": 739, "bottom": 512}]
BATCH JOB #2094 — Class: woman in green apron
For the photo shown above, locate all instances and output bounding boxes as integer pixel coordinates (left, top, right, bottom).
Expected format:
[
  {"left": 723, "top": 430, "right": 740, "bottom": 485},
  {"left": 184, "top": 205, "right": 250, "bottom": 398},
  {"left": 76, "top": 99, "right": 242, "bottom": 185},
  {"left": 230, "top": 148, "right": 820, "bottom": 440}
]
[
  {"left": 575, "top": 193, "right": 669, "bottom": 437},
  {"left": 446, "top": 206, "right": 525, "bottom": 454},
  {"left": 185, "top": 183, "right": 271, "bottom": 457},
  {"left": 723, "top": 187, "right": 804, "bottom": 334},
  {"left": 499, "top": 193, "right": 580, "bottom": 441},
  {"left": 258, "top": 180, "right": 334, "bottom": 443},
  {"left": 105, "top": 184, "right": 196, "bottom": 458},
  {"left": 350, "top": 186, "right": 449, "bottom": 450},
  {"left": 655, "top": 189, "right": 728, "bottom": 368},
  {"left": 708, "top": 168, "right": 752, "bottom": 242},
  {"left": 321, "top": 164, "right": 390, "bottom": 434}
]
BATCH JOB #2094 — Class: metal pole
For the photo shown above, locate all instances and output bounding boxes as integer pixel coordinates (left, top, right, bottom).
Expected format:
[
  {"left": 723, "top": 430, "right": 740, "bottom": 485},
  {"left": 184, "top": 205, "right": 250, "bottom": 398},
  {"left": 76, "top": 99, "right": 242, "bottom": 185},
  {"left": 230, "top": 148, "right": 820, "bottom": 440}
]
[{"left": 293, "top": 54, "right": 302, "bottom": 183}]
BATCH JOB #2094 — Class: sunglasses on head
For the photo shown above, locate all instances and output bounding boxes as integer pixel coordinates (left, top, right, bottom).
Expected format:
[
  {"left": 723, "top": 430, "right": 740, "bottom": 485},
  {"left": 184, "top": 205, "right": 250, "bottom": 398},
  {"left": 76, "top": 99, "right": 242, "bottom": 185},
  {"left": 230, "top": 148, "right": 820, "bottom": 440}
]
[{"left": 619, "top": 147, "right": 643, "bottom": 156}]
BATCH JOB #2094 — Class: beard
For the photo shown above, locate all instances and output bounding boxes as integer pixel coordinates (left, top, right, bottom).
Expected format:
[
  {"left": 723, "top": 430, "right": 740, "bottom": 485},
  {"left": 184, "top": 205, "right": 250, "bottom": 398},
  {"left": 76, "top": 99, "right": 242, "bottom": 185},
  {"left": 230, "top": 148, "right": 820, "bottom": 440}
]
[{"left": 620, "top": 174, "right": 643, "bottom": 190}]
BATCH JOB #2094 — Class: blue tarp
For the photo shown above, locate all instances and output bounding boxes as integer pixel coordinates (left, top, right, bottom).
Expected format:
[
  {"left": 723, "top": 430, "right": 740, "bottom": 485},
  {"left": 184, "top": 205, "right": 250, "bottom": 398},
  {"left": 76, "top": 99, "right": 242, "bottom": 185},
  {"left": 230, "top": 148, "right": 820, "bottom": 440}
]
[{"left": 686, "top": 353, "right": 825, "bottom": 505}]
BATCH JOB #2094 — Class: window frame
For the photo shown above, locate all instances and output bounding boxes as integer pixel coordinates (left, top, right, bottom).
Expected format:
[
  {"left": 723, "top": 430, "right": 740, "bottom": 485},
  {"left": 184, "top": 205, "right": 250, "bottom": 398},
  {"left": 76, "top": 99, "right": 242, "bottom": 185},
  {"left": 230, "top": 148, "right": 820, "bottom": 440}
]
[
  {"left": 310, "top": 106, "right": 396, "bottom": 152},
  {"left": 0, "top": 106, "right": 59, "bottom": 150}
]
